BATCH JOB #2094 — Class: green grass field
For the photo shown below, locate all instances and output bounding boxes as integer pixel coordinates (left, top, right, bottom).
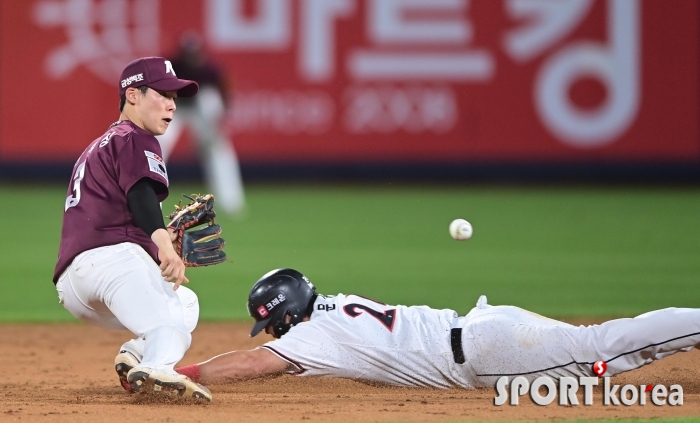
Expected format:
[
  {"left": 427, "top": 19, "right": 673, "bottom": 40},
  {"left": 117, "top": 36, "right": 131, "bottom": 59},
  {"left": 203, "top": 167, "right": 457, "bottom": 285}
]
[{"left": 1, "top": 183, "right": 698, "bottom": 322}]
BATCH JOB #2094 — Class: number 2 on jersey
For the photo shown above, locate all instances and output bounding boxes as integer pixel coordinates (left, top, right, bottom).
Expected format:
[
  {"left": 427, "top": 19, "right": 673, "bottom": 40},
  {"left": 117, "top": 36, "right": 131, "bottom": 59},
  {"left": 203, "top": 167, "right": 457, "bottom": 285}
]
[
  {"left": 65, "top": 161, "right": 86, "bottom": 211},
  {"left": 343, "top": 303, "right": 396, "bottom": 331}
]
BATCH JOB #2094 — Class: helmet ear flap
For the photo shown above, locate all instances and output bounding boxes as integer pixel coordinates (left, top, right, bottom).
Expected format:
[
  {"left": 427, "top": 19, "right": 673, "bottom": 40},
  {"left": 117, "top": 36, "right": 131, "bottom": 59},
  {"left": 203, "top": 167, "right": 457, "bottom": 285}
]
[{"left": 271, "top": 310, "right": 293, "bottom": 338}]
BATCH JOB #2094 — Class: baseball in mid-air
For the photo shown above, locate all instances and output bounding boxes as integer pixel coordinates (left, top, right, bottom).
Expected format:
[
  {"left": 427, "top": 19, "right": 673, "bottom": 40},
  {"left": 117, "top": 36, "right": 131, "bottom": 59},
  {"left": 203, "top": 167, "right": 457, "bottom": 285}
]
[{"left": 449, "top": 219, "right": 473, "bottom": 240}]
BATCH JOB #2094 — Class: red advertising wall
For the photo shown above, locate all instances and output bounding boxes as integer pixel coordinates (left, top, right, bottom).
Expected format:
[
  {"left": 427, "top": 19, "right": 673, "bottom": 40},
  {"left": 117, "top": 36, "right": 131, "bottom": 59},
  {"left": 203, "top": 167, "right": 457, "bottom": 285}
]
[{"left": 1, "top": 0, "right": 698, "bottom": 164}]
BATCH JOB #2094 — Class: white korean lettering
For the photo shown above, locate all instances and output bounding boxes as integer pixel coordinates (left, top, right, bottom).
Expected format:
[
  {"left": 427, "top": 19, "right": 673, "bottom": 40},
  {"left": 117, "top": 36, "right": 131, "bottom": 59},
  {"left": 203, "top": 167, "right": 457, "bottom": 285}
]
[
  {"left": 206, "top": 0, "right": 291, "bottom": 49},
  {"left": 369, "top": 0, "right": 470, "bottom": 44},
  {"left": 534, "top": 0, "right": 641, "bottom": 147},
  {"left": 504, "top": 0, "right": 594, "bottom": 62},
  {"left": 229, "top": 89, "right": 335, "bottom": 135},
  {"left": 121, "top": 73, "right": 144, "bottom": 88},
  {"left": 299, "top": 0, "right": 354, "bottom": 81},
  {"left": 349, "top": 0, "right": 494, "bottom": 81},
  {"left": 33, "top": 0, "right": 159, "bottom": 84}
]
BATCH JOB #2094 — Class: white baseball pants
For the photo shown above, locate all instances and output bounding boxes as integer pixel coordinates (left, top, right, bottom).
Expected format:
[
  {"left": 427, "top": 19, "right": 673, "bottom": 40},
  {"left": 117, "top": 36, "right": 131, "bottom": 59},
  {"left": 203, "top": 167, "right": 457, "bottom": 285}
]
[
  {"left": 55, "top": 242, "right": 198, "bottom": 371},
  {"left": 462, "top": 296, "right": 700, "bottom": 387}
]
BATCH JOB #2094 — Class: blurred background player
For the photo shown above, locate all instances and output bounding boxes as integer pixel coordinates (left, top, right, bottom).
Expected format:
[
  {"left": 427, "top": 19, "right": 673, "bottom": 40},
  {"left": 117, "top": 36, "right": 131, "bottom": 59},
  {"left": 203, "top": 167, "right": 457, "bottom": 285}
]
[{"left": 157, "top": 32, "right": 245, "bottom": 216}]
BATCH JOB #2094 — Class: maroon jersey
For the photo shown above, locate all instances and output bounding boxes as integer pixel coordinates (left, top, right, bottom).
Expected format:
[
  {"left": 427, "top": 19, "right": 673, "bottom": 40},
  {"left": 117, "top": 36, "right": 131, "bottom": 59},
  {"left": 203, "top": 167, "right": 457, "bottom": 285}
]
[{"left": 53, "top": 121, "right": 169, "bottom": 283}]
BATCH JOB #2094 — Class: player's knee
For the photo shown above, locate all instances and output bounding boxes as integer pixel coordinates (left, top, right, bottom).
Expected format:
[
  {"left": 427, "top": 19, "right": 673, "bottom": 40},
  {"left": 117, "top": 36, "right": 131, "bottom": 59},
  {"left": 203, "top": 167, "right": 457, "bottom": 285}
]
[{"left": 176, "top": 286, "right": 200, "bottom": 333}]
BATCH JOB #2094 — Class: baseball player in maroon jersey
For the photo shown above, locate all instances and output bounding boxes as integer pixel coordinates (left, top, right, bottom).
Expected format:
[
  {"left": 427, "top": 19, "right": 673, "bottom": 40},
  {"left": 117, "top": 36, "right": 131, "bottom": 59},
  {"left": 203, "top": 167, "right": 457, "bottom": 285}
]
[{"left": 53, "top": 57, "right": 211, "bottom": 401}]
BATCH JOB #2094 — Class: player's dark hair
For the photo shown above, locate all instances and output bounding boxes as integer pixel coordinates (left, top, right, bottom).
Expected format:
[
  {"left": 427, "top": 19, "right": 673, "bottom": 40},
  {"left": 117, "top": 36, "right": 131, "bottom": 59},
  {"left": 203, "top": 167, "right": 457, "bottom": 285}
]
[{"left": 119, "top": 85, "right": 149, "bottom": 112}]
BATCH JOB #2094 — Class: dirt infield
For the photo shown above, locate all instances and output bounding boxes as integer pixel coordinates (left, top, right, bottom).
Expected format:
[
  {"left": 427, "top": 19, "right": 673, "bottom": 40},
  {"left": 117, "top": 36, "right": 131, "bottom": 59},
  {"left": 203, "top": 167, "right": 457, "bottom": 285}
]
[{"left": 2, "top": 322, "right": 700, "bottom": 422}]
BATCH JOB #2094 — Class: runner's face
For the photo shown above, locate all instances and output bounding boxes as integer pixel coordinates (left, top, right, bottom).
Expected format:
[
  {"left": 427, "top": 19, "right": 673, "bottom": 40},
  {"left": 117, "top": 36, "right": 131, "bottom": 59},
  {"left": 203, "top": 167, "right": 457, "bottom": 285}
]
[
  {"left": 264, "top": 315, "right": 309, "bottom": 337},
  {"left": 134, "top": 88, "right": 177, "bottom": 136}
]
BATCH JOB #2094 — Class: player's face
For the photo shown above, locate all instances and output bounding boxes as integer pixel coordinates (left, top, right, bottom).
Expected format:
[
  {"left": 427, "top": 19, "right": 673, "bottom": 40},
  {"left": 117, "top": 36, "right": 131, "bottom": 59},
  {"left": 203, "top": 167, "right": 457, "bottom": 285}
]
[
  {"left": 133, "top": 88, "right": 178, "bottom": 136},
  {"left": 264, "top": 315, "right": 310, "bottom": 337}
]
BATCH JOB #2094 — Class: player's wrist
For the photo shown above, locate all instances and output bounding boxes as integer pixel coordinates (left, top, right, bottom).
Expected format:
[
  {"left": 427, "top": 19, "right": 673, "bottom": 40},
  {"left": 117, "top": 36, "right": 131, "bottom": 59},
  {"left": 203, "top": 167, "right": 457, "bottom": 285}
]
[
  {"left": 151, "top": 228, "right": 175, "bottom": 251},
  {"left": 176, "top": 364, "right": 201, "bottom": 382}
]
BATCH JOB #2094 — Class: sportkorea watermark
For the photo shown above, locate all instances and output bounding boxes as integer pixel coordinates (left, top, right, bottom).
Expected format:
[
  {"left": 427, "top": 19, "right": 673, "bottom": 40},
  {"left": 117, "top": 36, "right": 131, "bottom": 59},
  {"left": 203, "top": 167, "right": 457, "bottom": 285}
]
[{"left": 494, "top": 361, "right": 683, "bottom": 406}]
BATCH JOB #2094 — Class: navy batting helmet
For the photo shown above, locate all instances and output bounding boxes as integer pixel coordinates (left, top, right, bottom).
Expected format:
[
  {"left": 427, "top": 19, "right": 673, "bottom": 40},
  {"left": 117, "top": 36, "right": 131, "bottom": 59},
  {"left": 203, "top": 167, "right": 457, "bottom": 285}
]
[{"left": 247, "top": 268, "right": 317, "bottom": 338}]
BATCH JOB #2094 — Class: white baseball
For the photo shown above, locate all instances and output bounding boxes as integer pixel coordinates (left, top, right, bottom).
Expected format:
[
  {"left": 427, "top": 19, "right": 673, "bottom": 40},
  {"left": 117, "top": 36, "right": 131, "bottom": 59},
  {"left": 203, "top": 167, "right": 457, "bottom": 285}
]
[{"left": 449, "top": 219, "right": 473, "bottom": 240}]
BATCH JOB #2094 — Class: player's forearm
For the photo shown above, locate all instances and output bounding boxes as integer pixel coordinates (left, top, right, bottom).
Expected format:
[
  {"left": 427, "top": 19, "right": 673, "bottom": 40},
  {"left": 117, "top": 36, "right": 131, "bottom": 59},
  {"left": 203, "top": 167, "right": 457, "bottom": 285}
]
[
  {"left": 199, "top": 350, "right": 270, "bottom": 384},
  {"left": 184, "top": 348, "right": 290, "bottom": 385},
  {"left": 153, "top": 208, "right": 188, "bottom": 287}
]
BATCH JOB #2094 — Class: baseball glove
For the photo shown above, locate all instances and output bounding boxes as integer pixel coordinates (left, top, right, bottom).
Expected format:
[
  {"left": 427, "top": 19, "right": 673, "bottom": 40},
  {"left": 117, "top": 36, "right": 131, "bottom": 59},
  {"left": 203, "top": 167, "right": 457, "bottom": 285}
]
[{"left": 167, "top": 193, "right": 227, "bottom": 267}]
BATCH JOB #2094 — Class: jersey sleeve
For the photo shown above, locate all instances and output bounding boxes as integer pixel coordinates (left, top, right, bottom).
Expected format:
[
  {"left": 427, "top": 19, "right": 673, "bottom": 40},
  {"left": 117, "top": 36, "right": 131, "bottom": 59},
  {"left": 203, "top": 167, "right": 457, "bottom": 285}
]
[
  {"left": 115, "top": 132, "right": 169, "bottom": 201},
  {"left": 261, "top": 322, "right": 370, "bottom": 379}
]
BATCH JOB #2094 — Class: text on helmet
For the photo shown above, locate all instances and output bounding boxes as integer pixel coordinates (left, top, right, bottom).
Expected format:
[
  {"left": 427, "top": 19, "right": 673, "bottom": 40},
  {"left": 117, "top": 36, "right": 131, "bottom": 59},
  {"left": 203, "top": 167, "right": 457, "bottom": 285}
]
[{"left": 265, "top": 294, "right": 286, "bottom": 312}]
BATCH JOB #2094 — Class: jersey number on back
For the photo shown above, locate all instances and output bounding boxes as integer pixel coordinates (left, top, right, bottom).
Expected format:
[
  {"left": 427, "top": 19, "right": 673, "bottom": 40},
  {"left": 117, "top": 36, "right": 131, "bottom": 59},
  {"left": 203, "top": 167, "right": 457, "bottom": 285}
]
[
  {"left": 343, "top": 303, "right": 396, "bottom": 331},
  {"left": 65, "top": 161, "right": 86, "bottom": 211}
]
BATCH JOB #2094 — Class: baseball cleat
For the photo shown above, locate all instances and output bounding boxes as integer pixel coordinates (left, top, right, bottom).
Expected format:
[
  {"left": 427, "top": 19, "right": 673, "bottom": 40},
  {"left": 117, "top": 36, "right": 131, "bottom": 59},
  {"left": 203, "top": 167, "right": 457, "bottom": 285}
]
[
  {"left": 114, "top": 350, "right": 140, "bottom": 393},
  {"left": 127, "top": 367, "right": 212, "bottom": 402}
]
